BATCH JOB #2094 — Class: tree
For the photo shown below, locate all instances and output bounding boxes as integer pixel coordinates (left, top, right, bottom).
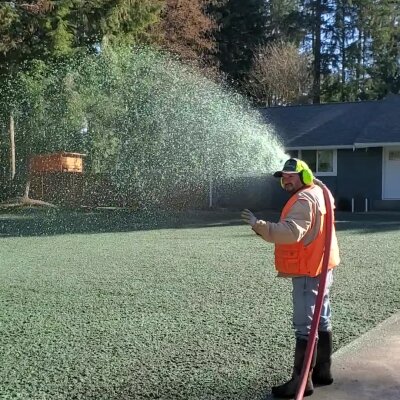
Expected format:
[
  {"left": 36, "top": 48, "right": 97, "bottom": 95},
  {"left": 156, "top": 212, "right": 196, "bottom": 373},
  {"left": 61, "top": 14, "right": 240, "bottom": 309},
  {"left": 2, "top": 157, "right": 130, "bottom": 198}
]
[
  {"left": 317, "top": 0, "right": 357, "bottom": 102},
  {"left": 151, "top": 0, "right": 219, "bottom": 71},
  {"left": 70, "top": 0, "right": 163, "bottom": 49},
  {"left": 0, "top": 0, "right": 163, "bottom": 61},
  {"left": 0, "top": 0, "right": 163, "bottom": 202},
  {"left": 298, "top": 0, "right": 333, "bottom": 104},
  {"left": 319, "top": 0, "right": 400, "bottom": 101},
  {"left": 242, "top": 0, "right": 399, "bottom": 103},
  {"left": 0, "top": 1, "right": 54, "bottom": 73},
  {"left": 265, "top": 0, "right": 304, "bottom": 43},
  {"left": 247, "top": 40, "right": 312, "bottom": 106},
  {"left": 367, "top": 0, "right": 400, "bottom": 96},
  {"left": 210, "top": 0, "right": 268, "bottom": 86}
]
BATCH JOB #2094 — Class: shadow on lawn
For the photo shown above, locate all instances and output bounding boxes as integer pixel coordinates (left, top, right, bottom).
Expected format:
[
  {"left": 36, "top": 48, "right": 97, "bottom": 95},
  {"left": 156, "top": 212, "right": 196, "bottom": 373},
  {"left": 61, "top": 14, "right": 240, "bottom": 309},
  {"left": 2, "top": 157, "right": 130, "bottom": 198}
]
[
  {"left": 0, "top": 207, "right": 248, "bottom": 237},
  {"left": 0, "top": 207, "right": 399, "bottom": 238},
  {"left": 257, "top": 210, "right": 400, "bottom": 234},
  {"left": 334, "top": 211, "right": 400, "bottom": 234}
]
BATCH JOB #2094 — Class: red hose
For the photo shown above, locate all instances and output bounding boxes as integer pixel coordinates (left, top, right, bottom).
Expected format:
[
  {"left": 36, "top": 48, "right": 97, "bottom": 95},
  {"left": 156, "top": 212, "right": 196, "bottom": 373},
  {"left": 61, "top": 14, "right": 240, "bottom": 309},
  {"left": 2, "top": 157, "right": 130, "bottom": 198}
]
[{"left": 295, "top": 182, "right": 333, "bottom": 400}]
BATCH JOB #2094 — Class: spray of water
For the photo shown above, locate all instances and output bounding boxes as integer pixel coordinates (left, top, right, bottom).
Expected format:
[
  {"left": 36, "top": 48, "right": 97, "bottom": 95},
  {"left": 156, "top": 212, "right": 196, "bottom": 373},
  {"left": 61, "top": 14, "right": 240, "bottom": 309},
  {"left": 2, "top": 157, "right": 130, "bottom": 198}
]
[{"left": 7, "top": 46, "right": 286, "bottom": 209}]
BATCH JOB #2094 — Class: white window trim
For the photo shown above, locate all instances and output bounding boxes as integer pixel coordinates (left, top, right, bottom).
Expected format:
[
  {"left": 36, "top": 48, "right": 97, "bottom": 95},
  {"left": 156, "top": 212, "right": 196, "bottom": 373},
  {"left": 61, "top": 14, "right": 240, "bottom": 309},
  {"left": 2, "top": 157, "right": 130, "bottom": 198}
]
[
  {"left": 382, "top": 146, "right": 400, "bottom": 200},
  {"left": 298, "top": 149, "right": 337, "bottom": 176}
]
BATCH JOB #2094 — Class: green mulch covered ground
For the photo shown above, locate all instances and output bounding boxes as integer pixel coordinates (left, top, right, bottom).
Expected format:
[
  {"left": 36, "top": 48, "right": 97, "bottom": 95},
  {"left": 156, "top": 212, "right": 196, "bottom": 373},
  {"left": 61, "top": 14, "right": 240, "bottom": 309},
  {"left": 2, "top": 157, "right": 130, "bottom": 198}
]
[{"left": 0, "top": 209, "right": 399, "bottom": 400}]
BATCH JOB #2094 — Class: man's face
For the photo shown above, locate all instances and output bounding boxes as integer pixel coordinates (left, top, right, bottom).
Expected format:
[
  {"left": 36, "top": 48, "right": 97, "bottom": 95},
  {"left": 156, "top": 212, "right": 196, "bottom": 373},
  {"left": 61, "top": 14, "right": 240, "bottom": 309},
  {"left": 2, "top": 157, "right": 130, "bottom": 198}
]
[{"left": 281, "top": 172, "right": 303, "bottom": 193}]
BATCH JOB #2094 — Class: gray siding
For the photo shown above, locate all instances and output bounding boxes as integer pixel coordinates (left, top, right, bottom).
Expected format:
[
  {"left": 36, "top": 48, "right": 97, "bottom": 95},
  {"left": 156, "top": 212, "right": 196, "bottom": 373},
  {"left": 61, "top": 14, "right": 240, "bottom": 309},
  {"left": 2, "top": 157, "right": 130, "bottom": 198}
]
[
  {"left": 335, "top": 148, "right": 382, "bottom": 211},
  {"left": 271, "top": 148, "right": 383, "bottom": 211},
  {"left": 214, "top": 148, "right": 385, "bottom": 211}
]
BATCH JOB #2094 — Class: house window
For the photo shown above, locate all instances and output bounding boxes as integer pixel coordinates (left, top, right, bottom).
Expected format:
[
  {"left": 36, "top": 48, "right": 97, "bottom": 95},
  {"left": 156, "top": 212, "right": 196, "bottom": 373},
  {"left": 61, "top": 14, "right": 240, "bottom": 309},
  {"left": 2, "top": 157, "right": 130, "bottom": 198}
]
[
  {"left": 298, "top": 149, "right": 337, "bottom": 176},
  {"left": 317, "top": 150, "right": 334, "bottom": 172},
  {"left": 389, "top": 151, "right": 400, "bottom": 161},
  {"left": 301, "top": 150, "right": 317, "bottom": 171},
  {"left": 287, "top": 150, "right": 299, "bottom": 159}
]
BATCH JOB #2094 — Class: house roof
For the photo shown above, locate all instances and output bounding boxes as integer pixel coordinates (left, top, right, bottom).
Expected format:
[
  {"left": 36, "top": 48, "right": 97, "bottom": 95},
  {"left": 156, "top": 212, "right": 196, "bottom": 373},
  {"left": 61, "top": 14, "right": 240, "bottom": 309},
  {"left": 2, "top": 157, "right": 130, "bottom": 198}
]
[{"left": 258, "top": 94, "right": 400, "bottom": 149}]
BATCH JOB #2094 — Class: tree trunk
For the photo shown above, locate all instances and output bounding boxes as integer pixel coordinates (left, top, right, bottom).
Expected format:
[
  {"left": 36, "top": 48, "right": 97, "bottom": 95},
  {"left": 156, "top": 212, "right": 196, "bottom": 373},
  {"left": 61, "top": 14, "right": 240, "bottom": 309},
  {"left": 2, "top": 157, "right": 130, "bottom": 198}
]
[
  {"left": 0, "top": 114, "right": 57, "bottom": 209},
  {"left": 23, "top": 179, "right": 30, "bottom": 199},
  {"left": 340, "top": 5, "right": 346, "bottom": 102},
  {"left": 9, "top": 112, "right": 16, "bottom": 181},
  {"left": 0, "top": 178, "right": 57, "bottom": 208},
  {"left": 312, "top": 0, "right": 322, "bottom": 104}
]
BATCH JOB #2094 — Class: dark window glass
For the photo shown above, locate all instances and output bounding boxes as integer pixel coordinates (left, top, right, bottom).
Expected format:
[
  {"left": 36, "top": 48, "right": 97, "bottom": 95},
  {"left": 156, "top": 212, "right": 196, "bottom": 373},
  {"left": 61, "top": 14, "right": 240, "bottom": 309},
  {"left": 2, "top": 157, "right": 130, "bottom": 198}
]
[
  {"left": 301, "top": 150, "right": 317, "bottom": 172},
  {"left": 318, "top": 150, "right": 333, "bottom": 172},
  {"left": 288, "top": 150, "right": 299, "bottom": 158}
]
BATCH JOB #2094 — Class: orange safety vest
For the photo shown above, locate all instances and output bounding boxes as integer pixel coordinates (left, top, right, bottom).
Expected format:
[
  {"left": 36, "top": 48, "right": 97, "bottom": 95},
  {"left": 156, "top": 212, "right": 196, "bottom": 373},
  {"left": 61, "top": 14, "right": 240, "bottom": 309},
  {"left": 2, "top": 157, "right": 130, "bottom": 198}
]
[{"left": 274, "top": 185, "right": 340, "bottom": 277}]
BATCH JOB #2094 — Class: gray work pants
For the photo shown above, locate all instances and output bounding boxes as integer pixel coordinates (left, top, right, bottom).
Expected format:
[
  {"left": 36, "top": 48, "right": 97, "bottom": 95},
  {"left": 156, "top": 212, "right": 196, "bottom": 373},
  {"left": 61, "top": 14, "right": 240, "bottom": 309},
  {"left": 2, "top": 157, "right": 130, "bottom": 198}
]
[{"left": 292, "top": 270, "right": 333, "bottom": 340}]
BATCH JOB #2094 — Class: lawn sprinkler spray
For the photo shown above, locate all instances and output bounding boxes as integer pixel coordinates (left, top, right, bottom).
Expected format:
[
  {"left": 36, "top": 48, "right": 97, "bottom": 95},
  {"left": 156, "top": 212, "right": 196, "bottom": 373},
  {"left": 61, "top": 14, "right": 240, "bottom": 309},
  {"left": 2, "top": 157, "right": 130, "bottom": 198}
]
[
  {"left": 295, "top": 178, "right": 334, "bottom": 400},
  {"left": 9, "top": 45, "right": 287, "bottom": 210}
]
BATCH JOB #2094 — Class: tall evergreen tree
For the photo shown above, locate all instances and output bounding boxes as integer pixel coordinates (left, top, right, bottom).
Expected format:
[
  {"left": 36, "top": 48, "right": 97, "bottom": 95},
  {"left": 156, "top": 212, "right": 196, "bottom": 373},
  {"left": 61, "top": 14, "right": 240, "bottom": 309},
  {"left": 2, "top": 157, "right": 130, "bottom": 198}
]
[
  {"left": 233, "top": 0, "right": 399, "bottom": 103},
  {"left": 367, "top": 0, "right": 400, "bottom": 96},
  {"left": 265, "top": 0, "right": 303, "bottom": 44},
  {"left": 321, "top": 0, "right": 358, "bottom": 102},
  {"left": 210, "top": 0, "right": 268, "bottom": 86},
  {"left": 322, "top": 0, "right": 400, "bottom": 101},
  {"left": 299, "top": 0, "right": 337, "bottom": 103},
  {"left": 0, "top": 0, "right": 163, "bottom": 67},
  {"left": 351, "top": 0, "right": 374, "bottom": 99}
]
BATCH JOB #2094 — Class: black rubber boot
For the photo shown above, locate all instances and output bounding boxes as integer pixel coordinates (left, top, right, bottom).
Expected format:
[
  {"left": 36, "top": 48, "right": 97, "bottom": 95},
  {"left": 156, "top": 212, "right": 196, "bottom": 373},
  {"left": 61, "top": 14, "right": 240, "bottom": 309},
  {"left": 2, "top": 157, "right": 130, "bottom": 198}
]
[
  {"left": 271, "top": 338, "right": 316, "bottom": 399},
  {"left": 312, "top": 331, "right": 333, "bottom": 386}
]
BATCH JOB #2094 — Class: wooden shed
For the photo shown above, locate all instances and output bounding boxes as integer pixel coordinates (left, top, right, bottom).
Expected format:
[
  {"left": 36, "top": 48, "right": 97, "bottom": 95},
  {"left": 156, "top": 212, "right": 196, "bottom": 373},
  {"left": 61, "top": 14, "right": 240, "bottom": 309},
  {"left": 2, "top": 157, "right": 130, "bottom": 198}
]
[
  {"left": 29, "top": 152, "right": 86, "bottom": 206},
  {"left": 29, "top": 152, "right": 85, "bottom": 174}
]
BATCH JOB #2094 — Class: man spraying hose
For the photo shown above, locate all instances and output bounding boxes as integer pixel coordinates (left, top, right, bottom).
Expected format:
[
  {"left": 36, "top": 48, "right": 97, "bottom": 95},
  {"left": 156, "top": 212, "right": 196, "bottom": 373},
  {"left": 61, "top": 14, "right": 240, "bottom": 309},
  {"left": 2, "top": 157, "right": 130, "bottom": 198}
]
[{"left": 241, "top": 158, "right": 340, "bottom": 399}]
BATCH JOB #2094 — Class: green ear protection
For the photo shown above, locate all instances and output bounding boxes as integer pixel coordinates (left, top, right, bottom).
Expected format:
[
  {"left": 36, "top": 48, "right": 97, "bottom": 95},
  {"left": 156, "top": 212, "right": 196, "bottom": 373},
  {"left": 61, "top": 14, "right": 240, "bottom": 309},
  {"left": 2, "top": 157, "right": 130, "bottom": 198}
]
[
  {"left": 299, "top": 167, "right": 314, "bottom": 185},
  {"left": 279, "top": 159, "right": 314, "bottom": 187},
  {"left": 294, "top": 159, "right": 314, "bottom": 185}
]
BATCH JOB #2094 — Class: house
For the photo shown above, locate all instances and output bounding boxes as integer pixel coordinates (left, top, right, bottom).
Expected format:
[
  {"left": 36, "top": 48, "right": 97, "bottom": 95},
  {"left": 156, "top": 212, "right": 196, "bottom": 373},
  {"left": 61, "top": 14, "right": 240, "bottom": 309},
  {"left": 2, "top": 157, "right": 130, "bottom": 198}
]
[{"left": 259, "top": 94, "right": 400, "bottom": 211}]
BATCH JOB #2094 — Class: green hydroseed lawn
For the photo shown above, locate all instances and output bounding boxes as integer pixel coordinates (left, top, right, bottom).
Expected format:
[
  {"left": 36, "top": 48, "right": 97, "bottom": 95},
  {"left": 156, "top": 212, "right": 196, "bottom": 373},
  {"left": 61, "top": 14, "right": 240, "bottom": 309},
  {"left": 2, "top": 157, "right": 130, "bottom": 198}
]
[{"left": 0, "top": 209, "right": 399, "bottom": 400}]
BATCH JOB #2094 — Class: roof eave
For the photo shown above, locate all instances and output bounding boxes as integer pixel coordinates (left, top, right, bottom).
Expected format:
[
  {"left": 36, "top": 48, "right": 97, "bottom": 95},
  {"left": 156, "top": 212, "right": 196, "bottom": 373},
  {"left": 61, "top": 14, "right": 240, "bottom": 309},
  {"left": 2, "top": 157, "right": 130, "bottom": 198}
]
[
  {"left": 354, "top": 142, "right": 400, "bottom": 148},
  {"left": 286, "top": 142, "right": 400, "bottom": 150},
  {"left": 285, "top": 145, "right": 354, "bottom": 150}
]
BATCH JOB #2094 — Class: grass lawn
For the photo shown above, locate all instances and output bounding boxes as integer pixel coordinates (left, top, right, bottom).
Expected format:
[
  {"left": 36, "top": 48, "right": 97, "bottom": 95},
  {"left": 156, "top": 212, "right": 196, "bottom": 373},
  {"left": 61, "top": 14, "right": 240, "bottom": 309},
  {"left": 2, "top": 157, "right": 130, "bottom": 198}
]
[{"left": 0, "top": 209, "right": 399, "bottom": 399}]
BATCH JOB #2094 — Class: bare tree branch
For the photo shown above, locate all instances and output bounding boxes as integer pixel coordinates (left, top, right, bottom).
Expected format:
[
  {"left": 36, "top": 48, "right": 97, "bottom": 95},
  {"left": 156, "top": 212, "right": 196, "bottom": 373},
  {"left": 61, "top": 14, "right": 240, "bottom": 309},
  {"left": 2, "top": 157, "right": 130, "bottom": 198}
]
[
  {"left": 247, "top": 40, "right": 312, "bottom": 106},
  {"left": 151, "top": 0, "right": 219, "bottom": 75}
]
